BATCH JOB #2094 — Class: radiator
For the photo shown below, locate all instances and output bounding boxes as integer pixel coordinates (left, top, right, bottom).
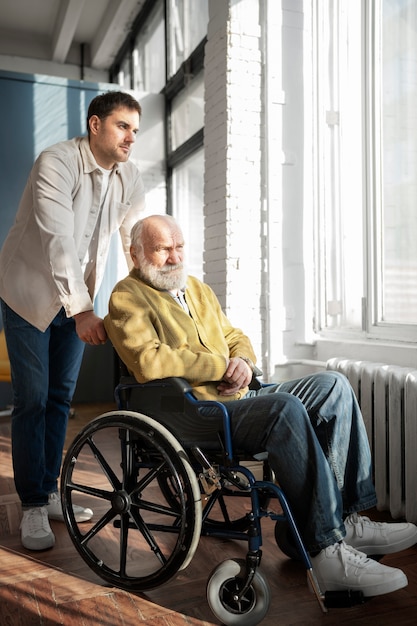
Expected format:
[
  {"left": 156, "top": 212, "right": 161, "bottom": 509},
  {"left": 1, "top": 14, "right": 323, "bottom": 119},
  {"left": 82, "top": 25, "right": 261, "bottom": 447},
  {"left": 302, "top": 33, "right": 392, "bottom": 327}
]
[{"left": 326, "top": 357, "right": 417, "bottom": 523}]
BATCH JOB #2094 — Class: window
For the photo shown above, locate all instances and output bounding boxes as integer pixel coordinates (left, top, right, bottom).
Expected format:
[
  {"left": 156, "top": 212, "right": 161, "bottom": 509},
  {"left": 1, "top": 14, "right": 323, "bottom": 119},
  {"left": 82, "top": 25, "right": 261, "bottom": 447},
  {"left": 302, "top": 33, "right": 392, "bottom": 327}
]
[
  {"left": 376, "top": 0, "right": 417, "bottom": 326},
  {"left": 171, "top": 148, "right": 204, "bottom": 279},
  {"left": 170, "top": 72, "right": 204, "bottom": 151},
  {"left": 167, "top": 0, "right": 209, "bottom": 78},
  {"left": 314, "top": 0, "right": 417, "bottom": 342},
  {"left": 110, "top": 0, "right": 208, "bottom": 277},
  {"left": 133, "top": 1, "right": 166, "bottom": 93},
  {"left": 313, "top": 0, "right": 364, "bottom": 333},
  {"left": 117, "top": 55, "right": 131, "bottom": 90}
]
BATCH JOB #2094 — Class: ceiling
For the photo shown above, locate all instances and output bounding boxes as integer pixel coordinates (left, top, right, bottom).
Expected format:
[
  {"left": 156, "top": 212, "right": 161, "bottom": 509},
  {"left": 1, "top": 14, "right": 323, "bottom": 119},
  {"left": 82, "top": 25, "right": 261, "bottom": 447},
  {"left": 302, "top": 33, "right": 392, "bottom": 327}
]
[{"left": 0, "top": 0, "right": 146, "bottom": 72}]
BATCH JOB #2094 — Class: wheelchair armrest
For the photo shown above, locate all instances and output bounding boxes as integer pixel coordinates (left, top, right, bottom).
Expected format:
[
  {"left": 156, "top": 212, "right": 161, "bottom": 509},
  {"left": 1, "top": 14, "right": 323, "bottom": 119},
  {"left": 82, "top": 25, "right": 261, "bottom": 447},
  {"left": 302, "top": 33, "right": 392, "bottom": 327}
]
[
  {"left": 118, "top": 375, "right": 194, "bottom": 395},
  {"left": 161, "top": 377, "right": 194, "bottom": 395},
  {"left": 115, "top": 376, "right": 196, "bottom": 416}
]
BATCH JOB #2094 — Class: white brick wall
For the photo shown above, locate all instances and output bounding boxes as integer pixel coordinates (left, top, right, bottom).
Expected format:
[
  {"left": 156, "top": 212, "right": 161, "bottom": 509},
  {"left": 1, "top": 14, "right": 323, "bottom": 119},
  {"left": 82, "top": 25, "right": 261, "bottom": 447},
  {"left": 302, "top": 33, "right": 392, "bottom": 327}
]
[
  {"left": 204, "top": 0, "right": 263, "bottom": 355},
  {"left": 203, "top": 0, "right": 314, "bottom": 379}
]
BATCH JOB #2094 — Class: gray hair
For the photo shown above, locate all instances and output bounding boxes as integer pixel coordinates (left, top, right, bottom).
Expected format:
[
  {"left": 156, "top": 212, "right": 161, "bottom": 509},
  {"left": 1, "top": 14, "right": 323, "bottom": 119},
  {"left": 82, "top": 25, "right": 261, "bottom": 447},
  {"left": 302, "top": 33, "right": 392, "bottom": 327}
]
[
  {"left": 130, "top": 219, "right": 146, "bottom": 250},
  {"left": 130, "top": 214, "right": 180, "bottom": 250}
]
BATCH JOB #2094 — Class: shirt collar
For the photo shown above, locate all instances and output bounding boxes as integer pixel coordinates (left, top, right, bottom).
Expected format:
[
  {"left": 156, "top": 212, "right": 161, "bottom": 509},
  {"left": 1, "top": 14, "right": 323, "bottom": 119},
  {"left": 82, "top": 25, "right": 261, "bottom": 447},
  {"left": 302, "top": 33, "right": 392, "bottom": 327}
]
[{"left": 80, "top": 136, "right": 121, "bottom": 175}]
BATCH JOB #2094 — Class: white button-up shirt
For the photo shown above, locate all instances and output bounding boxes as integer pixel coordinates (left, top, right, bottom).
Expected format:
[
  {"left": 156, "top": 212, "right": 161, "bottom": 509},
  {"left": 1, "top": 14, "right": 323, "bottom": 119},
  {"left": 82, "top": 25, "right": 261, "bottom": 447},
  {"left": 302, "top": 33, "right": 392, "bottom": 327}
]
[{"left": 0, "top": 136, "right": 145, "bottom": 331}]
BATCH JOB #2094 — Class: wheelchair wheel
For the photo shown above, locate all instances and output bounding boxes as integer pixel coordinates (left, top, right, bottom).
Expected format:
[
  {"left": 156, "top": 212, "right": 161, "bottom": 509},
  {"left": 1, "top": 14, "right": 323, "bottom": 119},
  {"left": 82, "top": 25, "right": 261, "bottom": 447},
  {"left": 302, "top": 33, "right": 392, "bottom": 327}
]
[
  {"left": 274, "top": 519, "right": 302, "bottom": 561},
  {"left": 61, "top": 410, "right": 202, "bottom": 591},
  {"left": 206, "top": 558, "right": 270, "bottom": 626}
]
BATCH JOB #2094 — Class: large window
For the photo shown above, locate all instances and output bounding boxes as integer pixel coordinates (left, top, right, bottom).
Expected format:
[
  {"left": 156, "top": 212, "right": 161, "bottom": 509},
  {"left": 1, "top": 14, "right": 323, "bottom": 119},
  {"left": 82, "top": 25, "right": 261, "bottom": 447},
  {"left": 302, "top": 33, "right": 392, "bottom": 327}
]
[
  {"left": 314, "top": 0, "right": 417, "bottom": 342},
  {"left": 110, "top": 0, "right": 208, "bottom": 277}
]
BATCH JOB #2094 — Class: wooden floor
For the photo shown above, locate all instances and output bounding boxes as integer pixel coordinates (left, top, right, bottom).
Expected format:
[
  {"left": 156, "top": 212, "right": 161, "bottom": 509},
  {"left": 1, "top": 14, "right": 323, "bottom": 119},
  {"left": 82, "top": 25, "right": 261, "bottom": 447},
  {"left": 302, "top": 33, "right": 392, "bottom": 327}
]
[{"left": 1, "top": 402, "right": 417, "bottom": 625}]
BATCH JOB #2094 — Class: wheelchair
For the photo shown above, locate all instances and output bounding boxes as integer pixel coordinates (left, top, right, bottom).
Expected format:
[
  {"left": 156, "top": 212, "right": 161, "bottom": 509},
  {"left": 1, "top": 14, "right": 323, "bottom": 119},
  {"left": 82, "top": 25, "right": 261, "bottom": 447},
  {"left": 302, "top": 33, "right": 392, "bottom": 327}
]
[{"left": 60, "top": 370, "right": 363, "bottom": 625}]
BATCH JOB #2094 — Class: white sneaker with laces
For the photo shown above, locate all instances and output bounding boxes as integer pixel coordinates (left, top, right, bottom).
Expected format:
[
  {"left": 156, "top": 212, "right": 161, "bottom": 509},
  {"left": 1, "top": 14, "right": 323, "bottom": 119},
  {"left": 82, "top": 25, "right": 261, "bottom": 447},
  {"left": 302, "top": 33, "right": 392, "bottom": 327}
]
[
  {"left": 20, "top": 507, "right": 55, "bottom": 551},
  {"left": 311, "top": 541, "right": 407, "bottom": 597},
  {"left": 345, "top": 512, "right": 417, "bottom": 555},
  {"left": 46, "top": 491, "right": 93, "bottom": 523}
]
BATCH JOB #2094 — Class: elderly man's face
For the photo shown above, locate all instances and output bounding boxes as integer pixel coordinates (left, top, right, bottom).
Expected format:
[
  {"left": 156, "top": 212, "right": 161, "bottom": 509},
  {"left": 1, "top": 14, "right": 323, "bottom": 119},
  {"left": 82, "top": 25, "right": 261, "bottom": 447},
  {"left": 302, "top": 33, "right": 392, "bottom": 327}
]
[{"left": 132, "top": 221, "right": 187, "bottom": 291}]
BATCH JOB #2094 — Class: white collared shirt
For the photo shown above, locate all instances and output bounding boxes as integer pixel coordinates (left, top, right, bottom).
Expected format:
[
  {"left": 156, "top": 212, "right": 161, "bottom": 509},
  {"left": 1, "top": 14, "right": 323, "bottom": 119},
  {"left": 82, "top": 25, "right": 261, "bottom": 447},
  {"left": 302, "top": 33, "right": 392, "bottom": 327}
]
[{"left": 170, "top": 289, "right": 190, "bottom": 314}]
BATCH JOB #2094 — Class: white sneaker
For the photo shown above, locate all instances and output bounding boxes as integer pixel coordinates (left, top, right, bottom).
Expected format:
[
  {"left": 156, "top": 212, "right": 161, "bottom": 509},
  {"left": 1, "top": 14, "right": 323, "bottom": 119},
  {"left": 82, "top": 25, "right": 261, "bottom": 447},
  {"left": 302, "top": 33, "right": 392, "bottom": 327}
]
[
  {"left": 46, "top": 491, "right": 93, "bottom": 523},
  {"left": 345, "top": 512, "right": 417, "bottom": 555},
  {"left": 20, "top": 507, "right": 55, "bottom": 551},
  {"left": 311, "top": 541, "right": 407, "bottom": 597}
]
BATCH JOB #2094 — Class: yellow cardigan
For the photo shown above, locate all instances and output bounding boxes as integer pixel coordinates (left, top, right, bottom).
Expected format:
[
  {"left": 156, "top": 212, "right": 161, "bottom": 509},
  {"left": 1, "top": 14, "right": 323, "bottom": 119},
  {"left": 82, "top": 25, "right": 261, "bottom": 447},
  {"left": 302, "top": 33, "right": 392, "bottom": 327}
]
[{"left": 104, "top": 270, "right": 257, "bottom": 401}]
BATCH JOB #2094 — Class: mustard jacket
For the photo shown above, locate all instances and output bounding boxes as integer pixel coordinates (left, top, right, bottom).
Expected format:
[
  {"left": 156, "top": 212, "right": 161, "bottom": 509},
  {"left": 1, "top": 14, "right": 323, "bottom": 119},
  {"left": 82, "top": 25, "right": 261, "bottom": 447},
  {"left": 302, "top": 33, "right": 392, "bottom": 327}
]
[{"left": 104, "top": 270, "right": 257, "bottom": 401}]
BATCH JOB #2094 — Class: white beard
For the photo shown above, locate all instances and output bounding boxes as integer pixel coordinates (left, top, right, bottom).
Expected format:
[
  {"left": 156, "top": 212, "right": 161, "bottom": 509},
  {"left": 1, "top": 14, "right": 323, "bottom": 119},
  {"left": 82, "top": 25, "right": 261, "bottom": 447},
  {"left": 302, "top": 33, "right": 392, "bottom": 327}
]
[{"left": 136, "top": 252, "right": 188, "bottom": 292}]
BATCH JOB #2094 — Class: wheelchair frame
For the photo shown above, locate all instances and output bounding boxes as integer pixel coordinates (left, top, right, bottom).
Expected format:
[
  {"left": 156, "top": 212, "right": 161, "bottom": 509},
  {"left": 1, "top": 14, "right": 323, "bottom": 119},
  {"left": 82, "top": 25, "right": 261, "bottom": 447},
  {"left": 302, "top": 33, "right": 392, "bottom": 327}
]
[{"left": 60, "top": 375, "right": 361, "bottom": 625}]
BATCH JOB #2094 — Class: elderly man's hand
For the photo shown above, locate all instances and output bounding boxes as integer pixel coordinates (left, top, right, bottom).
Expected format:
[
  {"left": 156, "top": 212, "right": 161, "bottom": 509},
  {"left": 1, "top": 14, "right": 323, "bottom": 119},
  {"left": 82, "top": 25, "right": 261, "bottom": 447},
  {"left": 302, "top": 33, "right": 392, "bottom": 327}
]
[{"left": 217, "top": 356, "right": 252, "bottom": 396}]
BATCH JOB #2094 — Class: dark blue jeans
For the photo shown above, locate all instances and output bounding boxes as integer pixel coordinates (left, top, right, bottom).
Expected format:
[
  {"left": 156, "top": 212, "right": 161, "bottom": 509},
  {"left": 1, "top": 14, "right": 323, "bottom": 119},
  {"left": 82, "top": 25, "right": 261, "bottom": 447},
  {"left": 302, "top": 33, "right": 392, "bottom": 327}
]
[
  {"left": 230, "top": 371, "right": 378, "bottom": 552},
  {"left": 1, "top": 300, "right": 85, "bottom": 507},
  {"left": 195, "top": 371, "right": 377, "bottom": 553}
]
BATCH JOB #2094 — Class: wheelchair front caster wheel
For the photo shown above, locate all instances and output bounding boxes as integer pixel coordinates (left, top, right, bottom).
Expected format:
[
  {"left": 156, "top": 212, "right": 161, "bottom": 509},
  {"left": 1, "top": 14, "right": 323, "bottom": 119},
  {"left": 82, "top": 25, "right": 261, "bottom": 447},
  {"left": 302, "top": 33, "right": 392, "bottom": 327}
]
[{"left": 206, "top": 558, "right": 270, "bottom": 626}]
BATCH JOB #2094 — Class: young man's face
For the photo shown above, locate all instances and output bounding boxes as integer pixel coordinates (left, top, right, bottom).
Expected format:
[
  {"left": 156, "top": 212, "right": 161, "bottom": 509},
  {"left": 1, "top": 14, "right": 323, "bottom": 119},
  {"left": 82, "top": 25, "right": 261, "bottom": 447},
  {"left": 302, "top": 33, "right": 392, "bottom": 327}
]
[{"left": 89, "top": 106, "right": 140, "bottom": 169}]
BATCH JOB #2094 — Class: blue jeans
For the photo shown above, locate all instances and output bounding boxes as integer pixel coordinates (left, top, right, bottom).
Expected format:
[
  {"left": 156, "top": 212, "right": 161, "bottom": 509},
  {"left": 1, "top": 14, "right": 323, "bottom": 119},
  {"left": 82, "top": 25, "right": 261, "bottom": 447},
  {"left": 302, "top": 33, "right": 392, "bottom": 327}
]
[
  {"left": 225, "top": 371, "right": 377, "bottom": 552},
  {"left": 186, "top": 371, "right": 376, "bottom": 553},
  {"left": 1, "top": 299, "right": 85, "bottom": 508}
]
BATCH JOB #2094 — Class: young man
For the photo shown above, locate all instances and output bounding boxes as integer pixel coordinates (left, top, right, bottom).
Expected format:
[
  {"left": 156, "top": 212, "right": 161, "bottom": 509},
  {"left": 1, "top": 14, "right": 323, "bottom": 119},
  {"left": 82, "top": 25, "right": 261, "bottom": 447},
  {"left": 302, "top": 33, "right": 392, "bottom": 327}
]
[
  {"left": 0, "top": 90, "right": 145, "bottom": 550},
  {"left": 104, "top": 214, "right": 417, "bottom": 599}
]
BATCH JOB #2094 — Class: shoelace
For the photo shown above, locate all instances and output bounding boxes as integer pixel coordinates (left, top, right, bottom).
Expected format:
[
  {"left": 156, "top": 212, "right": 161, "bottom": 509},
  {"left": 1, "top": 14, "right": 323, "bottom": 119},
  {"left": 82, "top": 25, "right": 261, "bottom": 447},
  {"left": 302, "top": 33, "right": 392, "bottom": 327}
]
[{"left": 332, "top": 541, "right": 369, "bottom": 578}]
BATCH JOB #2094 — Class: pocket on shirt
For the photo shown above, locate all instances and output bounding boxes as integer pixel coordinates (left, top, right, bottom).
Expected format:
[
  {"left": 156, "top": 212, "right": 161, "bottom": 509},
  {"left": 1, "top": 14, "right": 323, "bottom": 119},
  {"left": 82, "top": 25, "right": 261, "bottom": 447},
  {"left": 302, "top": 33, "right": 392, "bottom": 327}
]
[{"left": 110, "top": 202, "right": 131, "bottom": 230}]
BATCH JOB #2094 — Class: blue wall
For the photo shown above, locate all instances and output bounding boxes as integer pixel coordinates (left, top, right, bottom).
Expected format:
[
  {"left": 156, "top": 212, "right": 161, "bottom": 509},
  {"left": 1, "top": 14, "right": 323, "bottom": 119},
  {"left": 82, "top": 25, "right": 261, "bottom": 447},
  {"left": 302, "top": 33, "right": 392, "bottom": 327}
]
[{"left": 0, "top": 69, "right": 117, "bottom": 249}]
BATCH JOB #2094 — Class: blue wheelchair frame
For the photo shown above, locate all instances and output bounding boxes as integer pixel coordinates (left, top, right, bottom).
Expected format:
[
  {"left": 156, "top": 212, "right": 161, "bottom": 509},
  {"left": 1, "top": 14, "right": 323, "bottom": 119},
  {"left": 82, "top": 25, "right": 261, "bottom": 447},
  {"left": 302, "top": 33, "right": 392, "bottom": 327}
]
[
  {"left": 114, "top": 374, "right": 328, "bottom": 615},
  {"left": 61, "top": 371, "right": 363, "bottom": 625}
]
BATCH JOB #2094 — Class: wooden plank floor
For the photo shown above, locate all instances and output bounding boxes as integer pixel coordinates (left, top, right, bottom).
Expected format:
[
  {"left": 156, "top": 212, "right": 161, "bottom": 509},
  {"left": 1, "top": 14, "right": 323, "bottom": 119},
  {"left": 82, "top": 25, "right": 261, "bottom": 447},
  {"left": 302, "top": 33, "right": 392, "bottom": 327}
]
[{"left": 1, "top": 402, "right": 417, "bottom": 625}]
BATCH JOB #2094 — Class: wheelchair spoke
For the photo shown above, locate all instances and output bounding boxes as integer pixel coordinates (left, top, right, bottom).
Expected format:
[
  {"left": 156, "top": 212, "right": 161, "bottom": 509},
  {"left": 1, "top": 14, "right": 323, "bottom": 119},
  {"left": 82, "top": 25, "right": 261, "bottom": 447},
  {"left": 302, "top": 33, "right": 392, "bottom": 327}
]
[
  {"left": 65, "top": 480, "right": 114, "bottom": 501},
  {"left": 119, "top": 513, "right": 129, "bottom": 575},
  {"left": 130, "top": 462, "right": 163, "bottom": 494},
  {"left": 127, "top": 508, "right": 169, "bottom": 566},
  {"left": 133, "top": 498, "right": 183, "bottom": 519},
  {"left": 84, "top": 436, "right": 123, "bottom": 491},
  {"left": 79, "top": 507, "right": 118, "bottom": 546}
]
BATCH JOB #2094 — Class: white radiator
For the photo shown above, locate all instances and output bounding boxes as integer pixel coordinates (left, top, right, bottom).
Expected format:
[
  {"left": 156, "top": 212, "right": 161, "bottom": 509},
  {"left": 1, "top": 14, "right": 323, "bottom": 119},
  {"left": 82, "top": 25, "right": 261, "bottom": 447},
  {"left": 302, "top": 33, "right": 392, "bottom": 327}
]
[{"left": 326, "top": 358, "right": 417, "bottom": 523}]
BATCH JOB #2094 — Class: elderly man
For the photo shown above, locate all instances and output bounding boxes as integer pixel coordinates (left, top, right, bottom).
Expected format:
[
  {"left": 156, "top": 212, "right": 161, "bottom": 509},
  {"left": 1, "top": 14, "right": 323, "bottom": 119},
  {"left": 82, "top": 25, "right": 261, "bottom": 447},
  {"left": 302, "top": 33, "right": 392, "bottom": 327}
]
[{"left": 104, "top": 214, "right": 417, "bottom": 599}]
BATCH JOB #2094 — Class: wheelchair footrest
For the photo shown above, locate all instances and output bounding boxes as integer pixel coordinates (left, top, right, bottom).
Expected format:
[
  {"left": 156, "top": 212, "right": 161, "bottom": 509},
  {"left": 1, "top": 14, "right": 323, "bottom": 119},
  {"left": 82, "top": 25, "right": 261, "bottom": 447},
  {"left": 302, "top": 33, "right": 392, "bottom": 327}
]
[{"left": 323, "top": 589, "right": 365, "bottom": 608}]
